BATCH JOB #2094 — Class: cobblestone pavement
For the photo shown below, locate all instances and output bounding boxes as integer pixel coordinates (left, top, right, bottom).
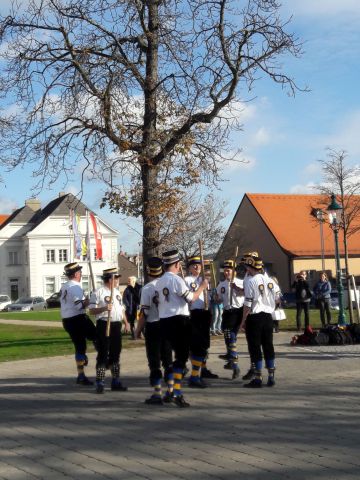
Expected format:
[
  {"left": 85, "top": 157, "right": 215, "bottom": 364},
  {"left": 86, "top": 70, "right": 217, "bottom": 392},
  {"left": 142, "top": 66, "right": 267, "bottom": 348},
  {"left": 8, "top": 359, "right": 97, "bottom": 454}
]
[{"left": 1, "top": 332, "right": 360, "bottom": 480}]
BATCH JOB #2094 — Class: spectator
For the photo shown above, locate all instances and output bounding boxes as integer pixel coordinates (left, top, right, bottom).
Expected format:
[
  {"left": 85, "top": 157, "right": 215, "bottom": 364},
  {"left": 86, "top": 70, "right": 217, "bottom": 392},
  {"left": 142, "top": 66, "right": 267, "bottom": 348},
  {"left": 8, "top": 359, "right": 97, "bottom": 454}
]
[
  {"left": 313, "top": 272, "right": 332, "bottom": 327},
  {"left": 123, "top": 276, "right": 141, "bottom": 339},
  {"left": 210, "top": 286, "right": 223, "bottom": 335},
  {"left": 271, "top": 276, "right": 283, "bottom": 333},
  {"left": 292, "top": 270, "right": 312, "bottom": 331}
]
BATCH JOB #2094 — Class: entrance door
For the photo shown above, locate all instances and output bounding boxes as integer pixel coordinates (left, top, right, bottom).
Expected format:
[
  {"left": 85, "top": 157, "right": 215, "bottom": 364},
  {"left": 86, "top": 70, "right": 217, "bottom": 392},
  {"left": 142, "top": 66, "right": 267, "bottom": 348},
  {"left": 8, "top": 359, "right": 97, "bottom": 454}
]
[{"left": 10, "top": 279, "right": 19, "bottom": 301}]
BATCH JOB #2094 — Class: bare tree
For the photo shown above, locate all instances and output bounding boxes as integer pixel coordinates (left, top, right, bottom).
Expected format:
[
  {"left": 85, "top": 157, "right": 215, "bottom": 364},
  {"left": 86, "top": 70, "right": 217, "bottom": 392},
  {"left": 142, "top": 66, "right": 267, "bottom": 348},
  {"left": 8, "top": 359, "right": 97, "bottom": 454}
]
[
  {"left": 316, "top": 148, "right": 360, "bottom": 322},
  {"left": 0, "top": 0, "right": 303, "bottom": 266}
]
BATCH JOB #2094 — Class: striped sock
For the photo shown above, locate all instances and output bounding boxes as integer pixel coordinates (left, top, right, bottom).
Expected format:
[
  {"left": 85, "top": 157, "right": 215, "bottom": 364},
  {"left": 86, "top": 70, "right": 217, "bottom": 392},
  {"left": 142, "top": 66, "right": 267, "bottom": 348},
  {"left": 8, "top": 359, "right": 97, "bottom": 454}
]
[
  {"left": 75, "top": 354, "right": 86, "bottom": 378},
  {"left": 166, "top": 373, "right": 174, "bottom": 395},
  {"left": 173, "top": 368, "right": 183, "bottom": 397},
  {"left": 190, "top": 356, "right": 203, "bottom": 382},
  {"left": 153, "top": 379, "right": 162, "bottom": 398}
]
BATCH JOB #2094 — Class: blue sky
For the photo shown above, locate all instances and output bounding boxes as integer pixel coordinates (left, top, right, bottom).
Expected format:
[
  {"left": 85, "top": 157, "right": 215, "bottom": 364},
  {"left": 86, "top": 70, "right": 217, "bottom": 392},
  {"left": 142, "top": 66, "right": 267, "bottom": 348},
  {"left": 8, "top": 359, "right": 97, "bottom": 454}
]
[{"left": 1, "top": 0, "right": 360, "bottom": 253}]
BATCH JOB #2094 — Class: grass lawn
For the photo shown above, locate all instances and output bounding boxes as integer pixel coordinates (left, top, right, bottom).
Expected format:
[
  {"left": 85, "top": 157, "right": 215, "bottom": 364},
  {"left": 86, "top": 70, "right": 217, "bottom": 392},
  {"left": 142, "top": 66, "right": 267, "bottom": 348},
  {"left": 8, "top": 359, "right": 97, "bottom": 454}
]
[
  {"left": 0, "top": 309, "right": 62, "bottom": 321},
  {"left": 279, "top": 308, "right": 340, "bottom": 330},
  {"left": 0, "top": 324, "right": 142, "bottom": 362}
]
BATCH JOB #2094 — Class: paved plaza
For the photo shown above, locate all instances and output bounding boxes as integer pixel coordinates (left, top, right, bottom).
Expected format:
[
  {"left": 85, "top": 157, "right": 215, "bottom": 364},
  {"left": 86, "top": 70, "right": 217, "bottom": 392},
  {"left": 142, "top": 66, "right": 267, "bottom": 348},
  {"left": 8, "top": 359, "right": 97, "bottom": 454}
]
[{"left": 1, "top": 332, "right": 360, "bottom": 480}]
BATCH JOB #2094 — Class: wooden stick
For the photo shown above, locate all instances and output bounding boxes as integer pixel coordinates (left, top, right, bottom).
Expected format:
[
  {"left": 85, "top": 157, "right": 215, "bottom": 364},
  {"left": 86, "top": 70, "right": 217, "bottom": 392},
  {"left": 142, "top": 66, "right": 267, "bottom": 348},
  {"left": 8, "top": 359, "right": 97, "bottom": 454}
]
[
  {"left": 198, "top": 239, "right": 209, "bottom": 310},
  {"left": 229, "top": 246, "right": 239, "bottom": 307},
  {"left": 105, "top": 275, "right": 115, "bottom": 338},
  {"left": 210, "top": 261, "right": 217, "bottom": 289}
]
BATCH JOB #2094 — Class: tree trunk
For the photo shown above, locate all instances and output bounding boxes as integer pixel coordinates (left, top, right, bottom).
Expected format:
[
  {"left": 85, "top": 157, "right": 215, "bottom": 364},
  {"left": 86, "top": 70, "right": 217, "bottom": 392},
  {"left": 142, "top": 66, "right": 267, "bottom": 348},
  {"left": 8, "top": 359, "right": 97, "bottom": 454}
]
[{"left": 141, "top": 0, "right": 159, "bottom": 281}]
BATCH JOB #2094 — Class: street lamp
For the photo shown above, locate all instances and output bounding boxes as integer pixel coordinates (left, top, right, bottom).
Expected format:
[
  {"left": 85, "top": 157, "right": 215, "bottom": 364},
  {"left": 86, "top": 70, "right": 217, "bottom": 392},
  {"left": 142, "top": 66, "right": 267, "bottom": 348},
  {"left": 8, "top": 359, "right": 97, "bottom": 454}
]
[
  {"left": 327, "top": 194, "right": 346, "bottom": 325},
  {"left": 315, "top": 209, "right": 326, "bottom": 271}
]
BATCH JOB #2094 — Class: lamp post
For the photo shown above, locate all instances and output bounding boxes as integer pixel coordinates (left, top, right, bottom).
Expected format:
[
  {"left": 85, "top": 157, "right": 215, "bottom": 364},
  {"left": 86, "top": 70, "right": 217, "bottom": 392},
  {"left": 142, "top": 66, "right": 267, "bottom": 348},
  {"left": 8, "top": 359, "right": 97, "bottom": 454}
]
[
  {"left": 327, "top": 194, "right": 346, "bottom": 325},
  {"left": 316, "top": 209, "right": 326, "bottom": 271}
]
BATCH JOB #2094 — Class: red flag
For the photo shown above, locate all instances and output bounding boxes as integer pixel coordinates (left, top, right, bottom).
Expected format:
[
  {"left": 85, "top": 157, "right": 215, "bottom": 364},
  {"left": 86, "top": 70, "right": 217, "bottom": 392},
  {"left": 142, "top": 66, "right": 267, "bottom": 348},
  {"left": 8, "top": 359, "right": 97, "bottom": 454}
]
[{"left": 90, "top": 212, "right": 103, "bottom": 260}]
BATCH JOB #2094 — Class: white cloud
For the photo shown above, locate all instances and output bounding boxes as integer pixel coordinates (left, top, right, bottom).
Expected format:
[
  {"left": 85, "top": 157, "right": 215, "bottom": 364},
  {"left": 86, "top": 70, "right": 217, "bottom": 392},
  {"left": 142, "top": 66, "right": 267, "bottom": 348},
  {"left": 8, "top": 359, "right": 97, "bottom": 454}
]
[
  {"left": 0, "top": 196, "right": 18, "bottom": 213},
  {"left": 289, "top": 182, "right": 317, "bottom": 194},
  {"left": 304, "top": 162, "right": 322, "bottom": 176},
  {"left": 222, "top": 151, "right": 256, "bottom": 172},
  {"left": 250, "top": 127, "right": 271, "bottom": 147}
]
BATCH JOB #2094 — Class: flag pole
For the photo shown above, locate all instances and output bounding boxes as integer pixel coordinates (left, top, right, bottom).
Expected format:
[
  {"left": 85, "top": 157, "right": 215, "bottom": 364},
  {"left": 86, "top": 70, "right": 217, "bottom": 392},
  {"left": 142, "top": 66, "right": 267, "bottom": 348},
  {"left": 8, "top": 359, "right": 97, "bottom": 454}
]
[{"left": 86, "top": 209, "right": 96, "bottom": 293}]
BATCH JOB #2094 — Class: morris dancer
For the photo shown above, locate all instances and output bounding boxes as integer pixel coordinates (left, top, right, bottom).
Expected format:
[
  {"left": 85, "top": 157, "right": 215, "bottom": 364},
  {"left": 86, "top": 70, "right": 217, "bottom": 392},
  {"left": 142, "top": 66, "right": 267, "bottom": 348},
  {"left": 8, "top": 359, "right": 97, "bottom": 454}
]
[
  {"left": 136, "top": 257, "right": 175, "bottom": 405},
  {"left": 156, "top": 249, "right": 208, "bottom": 407},
  {"left": 240, "top": 256, "right": 280, "bottom": 388},
  {"left": 89, "top": 268, "right": 129, "bottom": 393},
  {"left": 60, "top": 262, "right": 96, "bottom": 385},
  {"left": 216, "top": 259, "right": 244, "bottom": 379}
]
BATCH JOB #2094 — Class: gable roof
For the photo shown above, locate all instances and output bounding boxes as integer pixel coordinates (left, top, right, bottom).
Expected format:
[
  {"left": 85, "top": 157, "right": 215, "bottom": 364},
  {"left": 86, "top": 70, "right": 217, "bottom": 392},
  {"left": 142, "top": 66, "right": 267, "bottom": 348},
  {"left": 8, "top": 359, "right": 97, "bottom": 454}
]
[
  {"left": 0, "top": 205, "right": 42, "bottom": 230},
  {"left": 246, "top": 193, "right": 360, "bottom": 257}
]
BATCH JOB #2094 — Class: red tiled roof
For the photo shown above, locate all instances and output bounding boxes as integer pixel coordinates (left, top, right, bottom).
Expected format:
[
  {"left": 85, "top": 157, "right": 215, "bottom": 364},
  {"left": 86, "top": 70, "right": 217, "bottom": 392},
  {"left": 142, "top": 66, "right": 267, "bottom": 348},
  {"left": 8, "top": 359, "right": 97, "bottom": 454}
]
[
  {"left": 0, "top": 214, "right": 9, "bottom": 225},
  {"left": 246, "top": 193, "right": 360, "bottom": 256}
]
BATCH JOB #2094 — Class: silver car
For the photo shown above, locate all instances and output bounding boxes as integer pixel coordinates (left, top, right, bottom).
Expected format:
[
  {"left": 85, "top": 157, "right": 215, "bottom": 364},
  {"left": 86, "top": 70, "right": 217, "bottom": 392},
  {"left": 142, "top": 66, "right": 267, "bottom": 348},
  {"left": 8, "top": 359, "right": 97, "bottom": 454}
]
[
  {"left": 7, "top": 296, "right": 47, "bottom": 312},
  {"left": 0, "top": 294, "right": 11, "bottom": 311}
]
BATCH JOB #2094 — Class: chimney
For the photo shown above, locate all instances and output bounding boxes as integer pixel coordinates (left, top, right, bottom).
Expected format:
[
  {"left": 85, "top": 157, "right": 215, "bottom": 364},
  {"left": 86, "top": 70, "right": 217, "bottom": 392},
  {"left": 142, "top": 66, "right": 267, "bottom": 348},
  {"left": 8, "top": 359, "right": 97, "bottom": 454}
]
[
  {"left": 59, "top": 192, "right": 66, "bottom": 198},
  {"left": 25, "top": 198, "right": 41, "bottom": 211}
]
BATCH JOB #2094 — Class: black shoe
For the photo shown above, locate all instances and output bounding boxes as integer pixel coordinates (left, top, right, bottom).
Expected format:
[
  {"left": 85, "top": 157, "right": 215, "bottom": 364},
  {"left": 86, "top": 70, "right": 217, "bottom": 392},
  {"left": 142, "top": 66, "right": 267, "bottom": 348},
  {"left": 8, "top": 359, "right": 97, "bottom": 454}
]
[
  {"left": 96, "top": 383, "right": 104, "bottom": 394},
  {"left": 219, "top": 354, "right": 230, "bottom": 360},
  {"left": 162, "top": 392, "right": 174, "bottom": 403},
  {"left": 267, "top": 376, "right": 275, "bottom": 387},
  {"left": 201, "top": 368, "right": 219, "bottom": 379},
  {"left": 145, "top": 395, "right": 163, "bottom": 405},
  {"left": 76, "top": 376, "right": 94, "bottom": 386},
  {"left": 243, "top": 378, "right": 262, "bottom": 388},
  {"left": 223, "top": 361, "right": 233, "bottom": 370},
  {"left": 188, "top": 379, "right": 208, "bottom": 389},
  {"left": 242, "top": 369, "right": 255, "bottom": 381},
  {"left": 111, "top": 381, "right": 128, "bottom": 391},
  {"left": 174, "top": 395, "right": 190, "bottom": 408},
  {"left": 232, "top": 367, "right": 240, "bottom": 380}
]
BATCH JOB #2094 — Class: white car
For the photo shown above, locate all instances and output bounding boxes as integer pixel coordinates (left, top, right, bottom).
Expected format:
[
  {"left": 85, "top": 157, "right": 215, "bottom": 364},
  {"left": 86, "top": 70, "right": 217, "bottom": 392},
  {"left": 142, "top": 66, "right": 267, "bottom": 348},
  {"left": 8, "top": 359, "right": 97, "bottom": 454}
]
[
  {"left": 0, "top": 294, "right": 11, "bottom": 311},
  {"left": 7, "top": 296, "right": 47, "bottom": 312}
]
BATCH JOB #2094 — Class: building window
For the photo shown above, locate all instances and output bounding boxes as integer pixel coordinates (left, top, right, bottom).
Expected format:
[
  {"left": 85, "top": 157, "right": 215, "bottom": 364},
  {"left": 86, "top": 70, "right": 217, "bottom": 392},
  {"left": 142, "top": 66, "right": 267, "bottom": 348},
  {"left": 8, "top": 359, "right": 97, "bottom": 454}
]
[
  {"left": 46, "top": 249, "right": 55, "bottom": 263},
  {"left": 94, "top": 249, "right": 97, "bottom": 260},
  {"left": 96, "top": 276, "right": 103, "bottom": 289},
  {"left": 45, "top": 277, "right": 56, "bottom": 295},
  {"left": 82, "top": 275, "right": 89, "bottom": 295},
  {"left": 58, "top": 249, "right": 68, "bottom": 262},
  {"left": 61, "top": 276, "right": 67, "bottom": 285},
  {"left": 8, "top": 251, "right": 19, "bottom": 265},
  {"left": 25, "top": 250, "right": 28, "bottom": 265}
]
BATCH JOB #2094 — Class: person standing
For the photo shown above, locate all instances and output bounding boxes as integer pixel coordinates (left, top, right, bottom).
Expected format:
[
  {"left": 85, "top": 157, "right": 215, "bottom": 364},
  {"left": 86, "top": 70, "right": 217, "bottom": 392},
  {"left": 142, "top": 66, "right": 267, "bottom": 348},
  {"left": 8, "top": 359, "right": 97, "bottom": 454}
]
[
  {"left": 156, "top": 249, "right": 208, "bottom": 407},
  {"left": 240, "top": 256, "right": 280, "bottom": 388},
  {"left": 135, "top": 257, "right": 174, "bottom": 405},
  {"left": 292, "top": 270, "right": 312, "bottom": 331},
  {"left": 89, "top": 268, "right": 130, "bottom": 393},
  {"left": 184, "top": 256, "right": 218, "bottom": 388},
  {"left": 313, "top": 272, "right": 332, "bottom": 327},
  {"left": 60, "top": 262, "right": 96, "bottom": 385},
  {"left": 216, "top": 260, "right": 244, "bottom": 379},
  {"left": 123, "top": 276, "right": 141, "bottom": 339}
]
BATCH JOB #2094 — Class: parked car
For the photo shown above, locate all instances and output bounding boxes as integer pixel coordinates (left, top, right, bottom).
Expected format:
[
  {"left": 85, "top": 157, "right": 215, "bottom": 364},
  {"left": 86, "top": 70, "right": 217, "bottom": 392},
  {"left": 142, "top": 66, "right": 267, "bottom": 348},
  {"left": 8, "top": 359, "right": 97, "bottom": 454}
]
[
  {"left": 0, "top": 294, "right": 11, "bottom": 311},
  {"left": 7, "top": 296, "right": 47, "bottom": 312},
  {"left": 46, "top": 291, "right": 61, "bottom": 308}
]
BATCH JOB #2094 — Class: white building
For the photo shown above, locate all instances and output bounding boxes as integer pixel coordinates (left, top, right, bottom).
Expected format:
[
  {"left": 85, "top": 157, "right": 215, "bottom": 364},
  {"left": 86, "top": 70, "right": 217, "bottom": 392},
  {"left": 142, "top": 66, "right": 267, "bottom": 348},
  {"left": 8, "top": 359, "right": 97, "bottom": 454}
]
[{"left": 0, "top": 193, "right": 118, "bottom": 300}]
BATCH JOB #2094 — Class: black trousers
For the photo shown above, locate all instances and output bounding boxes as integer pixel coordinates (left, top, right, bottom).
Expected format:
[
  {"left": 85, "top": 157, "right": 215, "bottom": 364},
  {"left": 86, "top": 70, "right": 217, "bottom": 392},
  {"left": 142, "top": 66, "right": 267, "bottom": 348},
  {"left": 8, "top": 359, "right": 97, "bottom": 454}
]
[
  {"left": 245, "top": 312, "right": 275, "bottom": 364},
  {"left": 96, "top": 320, "right": 122, "bottom": 367},
  {"left": 189, "top": 309, "right": 212, "bottom": 358},
  {"left": 144, "top": 321, "right": 173, "bottom": 384},
  {"left": 222, "top": 308, "right": 243, "bottom": 331},
  {"left": 296, "top": 302, "right": 310, "bottom": 330},
  {"left": 318, "top": 299, "right": 332, "bottom": 326},
  {"left": 160, "top": 315, "right": 191, "bottom": 370},
  {"left": 62, "top": 314, "right": 97, "bottom": 356}
]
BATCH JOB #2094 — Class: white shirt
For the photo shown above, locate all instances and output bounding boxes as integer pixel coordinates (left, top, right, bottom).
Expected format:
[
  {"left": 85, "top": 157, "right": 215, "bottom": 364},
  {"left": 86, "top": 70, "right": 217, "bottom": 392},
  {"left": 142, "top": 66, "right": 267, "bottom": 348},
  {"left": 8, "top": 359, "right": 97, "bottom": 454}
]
[
  {"left": 156, "top": 271, "right": 193, "bottom": 319},
  {"left": 216, "top": 278, "right": 244, "bottom": 309},
  {"left": 140, "top": 279, "right": 160, "bottom": 324},
  {"left": 89, "top": 286, "right": 123, "bottom": 322},
  {"left": 184, "top": 275, "right": 205, "bottom": 310},
  {"left": 60, "top": 280, "right": 86, "bottom": 319},
  {"left": 244, "top": 273, "right": 280, "bottom": 314}
]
